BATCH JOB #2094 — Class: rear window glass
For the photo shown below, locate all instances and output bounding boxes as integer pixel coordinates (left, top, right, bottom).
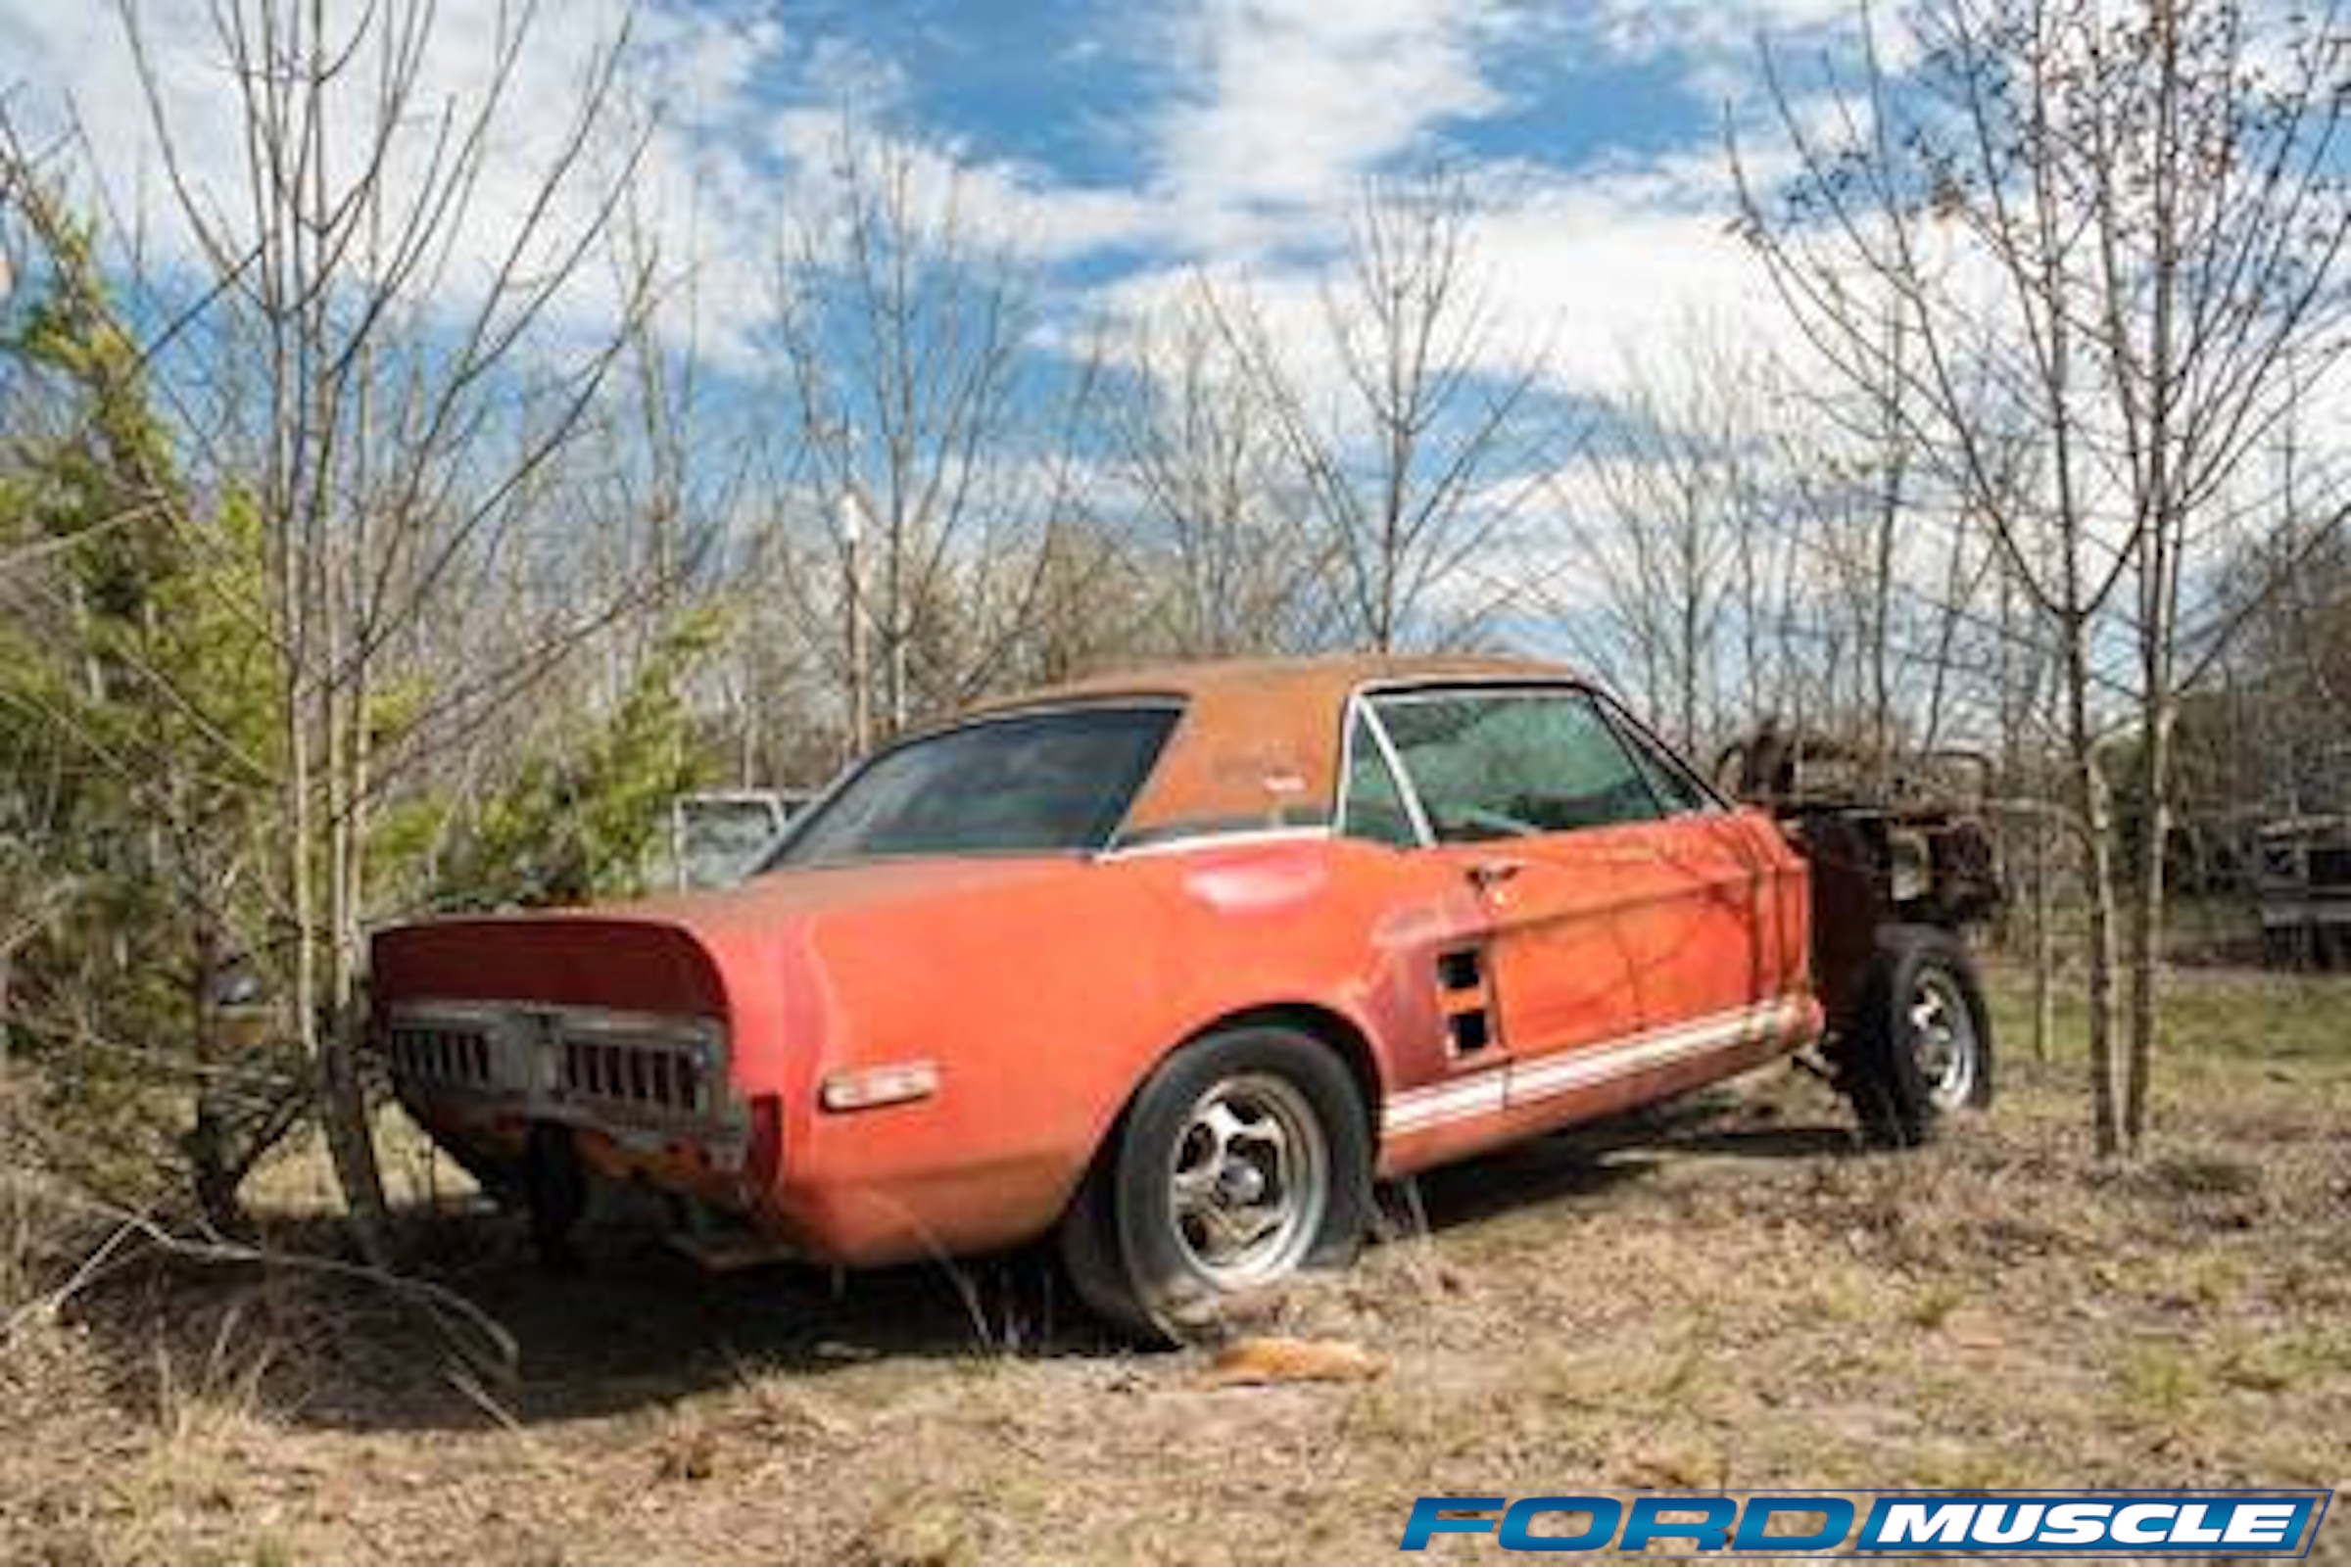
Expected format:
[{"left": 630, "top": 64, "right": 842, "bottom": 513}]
[{"left": 762, "top": 705, "right": 1179, "bottom": 866}]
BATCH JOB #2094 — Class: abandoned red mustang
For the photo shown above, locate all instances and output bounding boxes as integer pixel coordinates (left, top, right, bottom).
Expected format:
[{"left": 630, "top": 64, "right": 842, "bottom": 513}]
[{"left": 371, "top": 656, "right": 1993, "bottom": 1337}]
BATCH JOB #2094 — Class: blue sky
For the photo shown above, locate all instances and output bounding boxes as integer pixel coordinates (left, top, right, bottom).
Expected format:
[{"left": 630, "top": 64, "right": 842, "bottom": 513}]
[{"left": 0, "top": 0, "right": 1870, "bottom": 401}]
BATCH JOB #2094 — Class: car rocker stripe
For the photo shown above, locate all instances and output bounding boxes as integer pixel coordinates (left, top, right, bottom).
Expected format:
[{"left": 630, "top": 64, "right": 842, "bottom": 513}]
[{"left": 1382, "top": 995, "right": 1813, "bottom": 1137}]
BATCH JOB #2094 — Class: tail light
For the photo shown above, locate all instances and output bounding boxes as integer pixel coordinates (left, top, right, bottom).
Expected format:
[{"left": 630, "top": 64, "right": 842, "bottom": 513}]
[{"left": 818, "top": 1060, "right": 940, "bottom": 1112}]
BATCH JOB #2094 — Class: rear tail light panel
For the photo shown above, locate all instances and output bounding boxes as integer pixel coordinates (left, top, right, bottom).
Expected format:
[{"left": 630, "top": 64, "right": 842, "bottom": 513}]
[
  {"left": 384, "top": 1002, "right": 527, "bottom": 1096},
  {"left": 552, "top": 1011, "right": 723, "bottom": 1124},
  {"left": 383, "top": 1000, "right": 743, "bottom": 1149}
]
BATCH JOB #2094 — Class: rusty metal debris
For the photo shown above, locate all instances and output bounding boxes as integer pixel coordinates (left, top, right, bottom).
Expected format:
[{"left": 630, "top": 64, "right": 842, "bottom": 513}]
[
  {"left": 2254, "top": 814, "right": 2351, "bottom": 969},
  {"left": 1714, "top": 723, "right": 2004, "bottom": 1030}
]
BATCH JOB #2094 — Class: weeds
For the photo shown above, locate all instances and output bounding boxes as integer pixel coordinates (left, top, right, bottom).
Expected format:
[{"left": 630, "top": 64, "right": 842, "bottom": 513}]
[{"left": 0, "top": 968, "right": 2345, "bottom": 1563}]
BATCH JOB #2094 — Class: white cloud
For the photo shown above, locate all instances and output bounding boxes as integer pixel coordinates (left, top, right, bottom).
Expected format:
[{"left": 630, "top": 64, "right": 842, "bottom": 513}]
[
  {"left": 1472, "top": 168, "right": 1784, "bottom": 399},
  {"left": 763, "top": 106, "right": 1157, "bottom": 268},
  {"left": 1141, "top": 0, "right": 1506, "bottom": 254},
  {"left": 1562, "top": 0, "right": 1910, "bottom": 103},
  {"left": 4, "top": 0, "right": 755, "bottom": 344},
  {"left": 0, "top": 1, "right": 1160, "bottom": 368},
  {"left": 1071, "top": 0, "right": 1860, "bottom": 409},
  {"left": 1577, "top": 0, "right": 1850, "bottom": 60},
  {"left": 0, "top": 0, "right": 1855, "bottom": 409},
  {"left": 1089, "top": 147, "right": 1791, "bottom": 415}
]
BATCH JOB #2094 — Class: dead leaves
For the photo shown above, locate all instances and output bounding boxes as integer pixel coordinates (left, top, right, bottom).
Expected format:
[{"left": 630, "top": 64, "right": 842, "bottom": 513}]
[{"left": 1197, "top": 1335, "right": 1388, "bottom": 1389}]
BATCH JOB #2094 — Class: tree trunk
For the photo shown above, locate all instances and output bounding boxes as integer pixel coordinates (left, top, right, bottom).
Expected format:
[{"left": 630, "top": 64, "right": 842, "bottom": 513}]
[
  {"left": 292, "top": 610, "right": 391, "bottom": 1265},
  {"left": 2126, "top": 697, "right": 2172, "bottom": 1150},
  {"left": 2032, "top": 810, "right": 2054, "bottom": 1063},
  {"left": 2121, "top": 0, "right": 2184, "bottom": 1159},
  {"left": 318, "top": 996, "right": 392, "bottom": 1262},
  {"left": 2063, "top": 622, "right": 2125, "bottom": 1156},
  {"left": 183, "top": 916, "right": 250, "bottom": 1235}
]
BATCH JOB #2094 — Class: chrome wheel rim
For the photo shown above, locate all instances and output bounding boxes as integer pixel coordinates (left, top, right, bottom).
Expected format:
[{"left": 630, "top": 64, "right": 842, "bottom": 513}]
[
  {"left": 1168, "top": 1072, "right": 1327, "bottom": 1288},
  {"left": 1910, "top": 968, "right": 1979, "bottom": 1112}
]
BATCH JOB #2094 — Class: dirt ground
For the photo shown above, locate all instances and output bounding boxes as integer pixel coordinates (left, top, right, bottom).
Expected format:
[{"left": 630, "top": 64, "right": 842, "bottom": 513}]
[{"left": 4, "top": 965, "right": 2347, "bottom": 1564}]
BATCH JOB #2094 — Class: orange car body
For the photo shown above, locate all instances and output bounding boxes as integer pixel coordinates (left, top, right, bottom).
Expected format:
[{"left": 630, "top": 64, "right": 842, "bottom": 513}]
[{"left": 372, "top": 657, "right": 1820, "bottom": 1265}]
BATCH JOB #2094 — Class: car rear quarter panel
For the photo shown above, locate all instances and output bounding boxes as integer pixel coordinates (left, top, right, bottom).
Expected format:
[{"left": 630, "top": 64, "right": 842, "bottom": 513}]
[
  {"left": 764, "top": 858, "right": 1171, "bottom": 1262},
  {"left": 779, "top": 837, "right": 1486, "bottom": 1264}
]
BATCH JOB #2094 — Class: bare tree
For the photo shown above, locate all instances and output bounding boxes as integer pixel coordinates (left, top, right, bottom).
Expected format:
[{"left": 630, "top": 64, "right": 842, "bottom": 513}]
[
  {"left": 1559, "top": 327, "right": 1800, "bottom": 751},
  {"left": 1218, "top": 171, "right": 1561, "bottom": 651},
  {"left": 1737, "top": 0, "right": 2351, "bottom": 1152},
  {"left": 2072, "top": 4, "right": 2350, "bottom": 1141},
  {"left": 122, "top": 0, "right": 665, "bottom": 1251},
  {"left": 769, "top": 124, "right": 1070, "bottom": 748},
  {"left": 1103, "top": 282, "right": 1325, "bottom": 656}
]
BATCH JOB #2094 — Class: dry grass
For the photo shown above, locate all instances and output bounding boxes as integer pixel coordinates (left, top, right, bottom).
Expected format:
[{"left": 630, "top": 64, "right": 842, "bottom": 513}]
[{"left": 3, "top": 964, "right": 2347, "bottom": 1563}]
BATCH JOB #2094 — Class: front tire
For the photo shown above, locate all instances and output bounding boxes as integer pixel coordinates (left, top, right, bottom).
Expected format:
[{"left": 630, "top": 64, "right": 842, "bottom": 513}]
[
  {"left": 1836, "top": 925, "right": 1994, "bottom": 1147},
  {"left": 1060, "top": 1025, "right": 1371, "bottom": 1343}
]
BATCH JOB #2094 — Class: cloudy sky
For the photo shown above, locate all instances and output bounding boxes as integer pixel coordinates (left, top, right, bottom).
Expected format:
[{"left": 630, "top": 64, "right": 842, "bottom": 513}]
[{"left": 0, "top": 0, "right": 1874, "bottom": 402}]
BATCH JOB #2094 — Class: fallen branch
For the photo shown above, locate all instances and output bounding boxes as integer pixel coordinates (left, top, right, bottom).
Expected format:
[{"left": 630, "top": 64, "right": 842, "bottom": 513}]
[{"left": 1, "top": 1180, "right": 517, "bottom": 1377}]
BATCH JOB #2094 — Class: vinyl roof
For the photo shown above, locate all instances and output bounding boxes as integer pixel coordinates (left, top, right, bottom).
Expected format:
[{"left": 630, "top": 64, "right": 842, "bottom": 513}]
[{"left": 969, "top": 654, "right": 1585, "bottom": 842}]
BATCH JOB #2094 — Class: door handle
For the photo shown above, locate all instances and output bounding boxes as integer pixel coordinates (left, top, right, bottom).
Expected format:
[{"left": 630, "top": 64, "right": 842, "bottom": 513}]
[{"left": 1466, "top": 856, "right": 1528, "bottom": 892}]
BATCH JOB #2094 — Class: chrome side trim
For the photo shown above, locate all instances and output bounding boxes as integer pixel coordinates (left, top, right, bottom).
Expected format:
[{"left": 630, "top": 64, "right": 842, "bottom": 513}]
[
  {"left": 1380, "top": 1069, "right": 1508, "bottom": 1133},
  {"left": 1381, "top": 995, "right": 1813, "bottom": 1137}
]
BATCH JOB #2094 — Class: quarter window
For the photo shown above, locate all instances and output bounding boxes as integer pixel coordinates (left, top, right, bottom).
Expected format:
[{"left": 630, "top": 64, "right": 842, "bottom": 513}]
[{"left": 1371, "top": 689, "right": 1665, "bottom": 842}]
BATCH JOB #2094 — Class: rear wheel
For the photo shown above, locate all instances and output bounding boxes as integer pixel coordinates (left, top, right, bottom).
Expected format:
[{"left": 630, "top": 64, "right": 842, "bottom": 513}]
[
  {"left": 1836, "top": 925, "right": 1994, "bottom": 1147},
  {"left": 1060, "top": 1025, "right": 1371, "bottom": 1343},
  {"left": 523, "top": 1121, "right": 588, "bottom": 1268}
]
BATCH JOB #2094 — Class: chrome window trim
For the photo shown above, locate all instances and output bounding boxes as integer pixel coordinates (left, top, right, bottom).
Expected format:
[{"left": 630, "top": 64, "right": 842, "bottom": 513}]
[
  {"left": 1099, "top": 825, "right": 1335, "bottom": 861},
  {"left": 1587, "top": 689, "right": 1732, "bottom": 815},
  {"left": 1346, "top": 677, "right": 1699, "bottom": 843},
  {"left": 1336, "top": 693, "right": 1435, "bottom": 848},
  {"left": 1364, "top": 706, "right": 1436, "bottom": 846}
]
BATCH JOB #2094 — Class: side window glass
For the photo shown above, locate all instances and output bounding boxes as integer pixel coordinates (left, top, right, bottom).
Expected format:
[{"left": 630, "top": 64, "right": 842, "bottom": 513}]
[
  {"left": 1372, "top": 689, "right": 1664, "bottom": 842},
  {"left": 1340, "top": 712, "right": 1420, "bottom": 847},
  {"left": 1607, "top": 705, "right": 1714, "bottom": 815}
]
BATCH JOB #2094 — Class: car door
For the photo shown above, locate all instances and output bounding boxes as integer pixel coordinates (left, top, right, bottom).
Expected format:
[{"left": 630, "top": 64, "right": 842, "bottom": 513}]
[
  {"left": 1591, "top": 697, "right": 1806, "bottom": 1030},
  {"left": 1365, "top": 686, "right": 1662, "bottom": 1080},
  {"left": 1367, "top": 683, "right": 1797, "bottom": 1122}
]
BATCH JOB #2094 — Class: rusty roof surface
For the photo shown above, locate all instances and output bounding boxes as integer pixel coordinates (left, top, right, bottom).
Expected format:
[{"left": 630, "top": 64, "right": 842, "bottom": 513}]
[{"left": 971, "top": 653, "right": 1582, "bottom": 842}]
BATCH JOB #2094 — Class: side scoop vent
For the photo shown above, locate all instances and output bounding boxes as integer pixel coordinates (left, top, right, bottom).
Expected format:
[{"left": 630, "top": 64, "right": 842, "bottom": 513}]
[{"left": 1437, "top": 945, "right": 1493, "bottom": 1055}]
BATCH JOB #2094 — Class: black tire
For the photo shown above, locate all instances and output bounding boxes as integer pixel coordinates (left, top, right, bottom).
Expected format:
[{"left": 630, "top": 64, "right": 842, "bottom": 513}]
[
  {"left": 1059, "top": 1025, "right": 1372, "bottom": 1344},
  {"left": 523, "top": 1121, "right": 589, "bottom": 1268},
  {"left": 1835, "top": 925, "right": 1995, "bottom": 1148}
]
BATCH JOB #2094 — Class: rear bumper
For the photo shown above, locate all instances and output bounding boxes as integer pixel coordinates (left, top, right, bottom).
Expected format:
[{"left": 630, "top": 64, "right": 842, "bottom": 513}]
[
  {"left": 404, "top": 1090, "right": 1077, "bottom": 1268},
  {"left": 385, "top": 996, "right": 1080, "bottom": 1267}
]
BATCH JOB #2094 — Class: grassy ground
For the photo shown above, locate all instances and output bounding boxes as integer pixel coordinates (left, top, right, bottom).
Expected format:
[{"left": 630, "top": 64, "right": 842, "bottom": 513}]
[{"left": 3, "top": 964, "right": 2347, "bottom": 1564}]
